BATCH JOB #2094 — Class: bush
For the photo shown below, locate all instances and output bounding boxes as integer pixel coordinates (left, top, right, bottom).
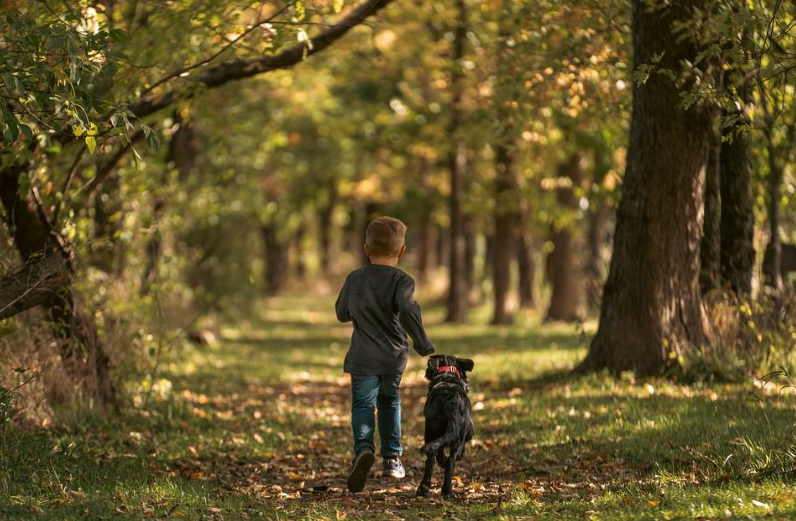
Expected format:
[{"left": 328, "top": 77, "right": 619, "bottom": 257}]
[{"left": 675, "top": 291, "right": 796, "bottom": 383}]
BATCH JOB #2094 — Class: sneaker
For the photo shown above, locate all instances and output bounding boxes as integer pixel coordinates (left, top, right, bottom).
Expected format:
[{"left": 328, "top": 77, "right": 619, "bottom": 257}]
[
  {"left": 347, "top": 449, "right": 375, "bottom": 492},
  {"left": 382, "top": 457, "right": 405, "bottom": 479}
]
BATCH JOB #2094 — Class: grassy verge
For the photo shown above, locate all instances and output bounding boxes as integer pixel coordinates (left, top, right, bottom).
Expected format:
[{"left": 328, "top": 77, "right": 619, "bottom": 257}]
[{"left": 2, "top": 294, "right": 796, "bottom": 520}]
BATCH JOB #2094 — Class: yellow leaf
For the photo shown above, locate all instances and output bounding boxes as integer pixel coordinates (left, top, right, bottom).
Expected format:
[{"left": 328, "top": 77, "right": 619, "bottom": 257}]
[
  {"left": 648, "top": 500, "right": 660, "bottom": 507},
  {"left": 85, "top": 136, "right": 97, "bottom": 154},
  {"left": 286, "top": 471, "right": 303, "bottom": 480}
]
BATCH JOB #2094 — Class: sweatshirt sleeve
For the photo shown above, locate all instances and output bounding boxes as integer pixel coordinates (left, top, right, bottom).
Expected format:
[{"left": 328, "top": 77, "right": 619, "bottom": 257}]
[
  {"left": 335, "top": 277, "right": 351, "bottom": 323},
  {"left": 395, "top": 275, "right": 435, "bottom": 356}
]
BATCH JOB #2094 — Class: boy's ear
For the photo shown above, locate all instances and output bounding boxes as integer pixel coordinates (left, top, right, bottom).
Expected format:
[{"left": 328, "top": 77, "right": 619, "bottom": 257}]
[
  {"left": 363, "top": 244, "right": 371, "bottom": 259},
  {"left": 456, "top": 357, "right": 475, "bottom": 372},
  {"left": 397, "top": 245, "right": 407, "bottom": 259}
]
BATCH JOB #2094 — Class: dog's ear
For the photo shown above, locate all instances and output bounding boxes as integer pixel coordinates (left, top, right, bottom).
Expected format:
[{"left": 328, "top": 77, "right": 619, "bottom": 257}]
[
  {"left": 456, "top": 357, "right": 475, "bottom": 373},
  {"left": 425, "top": 356, "right": 441, "bottom": 381}
]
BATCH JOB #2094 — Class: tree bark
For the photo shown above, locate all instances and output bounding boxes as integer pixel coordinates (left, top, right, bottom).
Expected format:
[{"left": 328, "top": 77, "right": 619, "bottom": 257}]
[
  {"left": 700, "top": 120, "right": 722, "bottom": 293},
  {"left": 577, "top": 0, "right": 710, "bottom": 375},
  {"left": 492, "top": 142, "right": 517, "bottom": 324},
  {"left": 445, "top": 0, "right": 468, "bottom": 323},
  {"left": 546, "top": 155, "right": 583, "bottom": 322},
  {"left": 719, "top": 82, "right": 755, "bottom": 297}
]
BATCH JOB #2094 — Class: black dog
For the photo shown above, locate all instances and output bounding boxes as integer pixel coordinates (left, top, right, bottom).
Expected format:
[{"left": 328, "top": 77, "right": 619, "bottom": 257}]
[{"left": 416, "top": 354, "right": 475, "bottom": 497}]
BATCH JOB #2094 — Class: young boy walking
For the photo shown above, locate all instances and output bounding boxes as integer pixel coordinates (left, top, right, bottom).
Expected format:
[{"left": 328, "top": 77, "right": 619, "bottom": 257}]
[{"left": 335, "top": 216, "right": 436, "bottom": 493}]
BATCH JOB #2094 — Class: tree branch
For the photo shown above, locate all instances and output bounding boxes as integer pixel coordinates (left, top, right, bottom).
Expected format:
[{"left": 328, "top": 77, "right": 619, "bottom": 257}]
[{"left": 127, "top": 0, "right": 396, "bottom": 119}]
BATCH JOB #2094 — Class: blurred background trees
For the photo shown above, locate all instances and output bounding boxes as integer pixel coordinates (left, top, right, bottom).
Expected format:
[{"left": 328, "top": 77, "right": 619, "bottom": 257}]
[{"left": 4, "top": 0, "right": 796, "bottom": 416}]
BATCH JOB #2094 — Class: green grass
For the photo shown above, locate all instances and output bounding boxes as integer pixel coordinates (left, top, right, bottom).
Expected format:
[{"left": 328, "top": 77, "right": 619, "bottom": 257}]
[{"left": 3, "top": 294, "right": 796, "bottom": 520}]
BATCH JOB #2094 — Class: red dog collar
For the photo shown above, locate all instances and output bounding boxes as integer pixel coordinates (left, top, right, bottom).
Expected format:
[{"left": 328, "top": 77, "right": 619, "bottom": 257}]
[{"left": 437, "top": 365, "right": 462, "bottom": 378}]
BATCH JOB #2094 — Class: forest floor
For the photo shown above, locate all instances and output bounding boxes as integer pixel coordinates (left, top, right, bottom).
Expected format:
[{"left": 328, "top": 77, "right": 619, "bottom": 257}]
[{"left": 3, "top": 294, "right": 796, "bottom": 520}]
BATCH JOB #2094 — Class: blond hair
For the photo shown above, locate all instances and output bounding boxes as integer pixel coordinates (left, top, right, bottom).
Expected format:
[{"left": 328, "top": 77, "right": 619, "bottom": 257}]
[{"left": 365, "top": 216, "right": 407, "bottom": 257}]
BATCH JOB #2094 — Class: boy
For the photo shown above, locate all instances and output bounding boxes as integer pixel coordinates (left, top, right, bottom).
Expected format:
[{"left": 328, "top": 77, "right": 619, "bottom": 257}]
[{"left": 335, "top": 216, "right": 435, "bottom": 493}]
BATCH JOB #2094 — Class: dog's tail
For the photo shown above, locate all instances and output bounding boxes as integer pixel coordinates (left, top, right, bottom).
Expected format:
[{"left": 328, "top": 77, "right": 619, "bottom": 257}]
[{"left": 420, "top": 415, "right": 462, "bottom": 455}]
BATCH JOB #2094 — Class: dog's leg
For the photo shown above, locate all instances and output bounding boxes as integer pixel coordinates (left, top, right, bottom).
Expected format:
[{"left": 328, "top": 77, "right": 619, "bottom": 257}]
[
  {"left": 415, "top": 453, "right": 435, "bottom": 497},
  {"left": 441, "top": 449, "right": 456, "bottom": 497}
]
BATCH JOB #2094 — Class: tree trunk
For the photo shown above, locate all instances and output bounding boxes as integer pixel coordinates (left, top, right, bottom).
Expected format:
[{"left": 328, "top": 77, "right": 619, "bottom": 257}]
[
  {"left": 585, "top": 199, "right": 609, "bottom": 309},
  {"left": 516, "top": 231, "right": 536, "bottom": 309},
  {"left": 700, "top": 120, "right": 722, "bottom": 293},
  {"left": 445, "top": 0, "right": 468, "bottom": 323},
  {"left": 546, "top": 155, "right": 583, "bottom": 322},
  {"left": 319, "top": 179, "right": 337, "bottom": 275},
  {"left": 577, "top": 0, "right": 710, "bottom": 375},
  {"left": 763, "top": 127, "right": 783, "bottom": 290},
  {"left": 0, "top": 162, "right": 116, "bottom": 403},
  {"left": 463, "top": 215, "right": 476, "bottom": 291},
  {"left": 262, "top": 224, "right": 289, "bottom": 295},
  {"left": 140, "top": 199, "right": 165, "bottom": 296},
  {"left": 417, "top": 157, "right": 435, "bottom": 280},
  {"left": 294, "top": 220, "right": 307, "bottom": 278},
  {"left": 719, "top": 82, "right": 755, "bottom": 297},
  {"left": 492, "top": 143, "right": 517, "bottom": 324}
]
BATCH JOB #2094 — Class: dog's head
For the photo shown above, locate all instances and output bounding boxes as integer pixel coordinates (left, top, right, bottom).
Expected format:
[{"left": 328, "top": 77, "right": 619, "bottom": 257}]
[{"left": 425, "top": 354, "right": 475, "bottom": 381}]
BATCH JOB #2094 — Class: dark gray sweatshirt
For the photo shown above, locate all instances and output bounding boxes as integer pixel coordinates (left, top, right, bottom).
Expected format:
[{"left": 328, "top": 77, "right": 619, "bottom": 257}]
[{"left": 335, "top": 264, "right": 435, "bottom": 375}]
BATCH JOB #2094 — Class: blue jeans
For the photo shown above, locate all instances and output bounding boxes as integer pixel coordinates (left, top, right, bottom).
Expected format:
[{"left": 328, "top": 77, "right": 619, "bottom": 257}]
[{"left": 350, "top": 374, "right": 402, "bottom": 458}]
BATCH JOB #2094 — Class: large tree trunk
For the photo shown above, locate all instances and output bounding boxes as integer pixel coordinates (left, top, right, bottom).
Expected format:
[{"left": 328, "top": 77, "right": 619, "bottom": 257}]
[
  {"left": 577, "top": 0, "right": 710, "bottom": 375},
  {"left": 546, "top": 155, "right": 583, "bottom": 322},
  {"left": 700, "top": 120, "right": 722, "bottom": 293},
  {"left": 445, "top": 0, "right": 469, "bottom": 323},
  {"left": 492, "top": 143, "right": 517, "bottom": 324},
  {"left": 262, "top": 224, "right": 289, "bottom": 295},
  {"left": 719, "top": 81, "right": 755, "bottom": 297},
  {"left": 0, "top": 162, "right": 116, "bottom": 403}
]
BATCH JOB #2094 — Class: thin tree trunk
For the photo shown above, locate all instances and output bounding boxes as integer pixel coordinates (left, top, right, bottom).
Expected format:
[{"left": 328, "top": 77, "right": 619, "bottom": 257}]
[
  {"left": 577, "top": 0, "right": 710, "bottom": 375},
  {"left": 262, "top": 224, "right": 289, "bottom": 295},
  {"left": 445, "top": 0, "right": 468, "bottom": 323},
  {"left": 142, "top": 112, "right": 198, "bottom": 296},
  {"left": 492, "top": 142, "right": 517, "bottom": 324},
  {"left": 700, "top": 119, "right": 722, "bottom": 293},
  {"left": 516, "top": 231, "right": 536, "bottom": 308},
  {"left": 585, "top": 199, "right": 609, "bottom": 309},
  {"left": 719, "top": 80, "right": 755, "bottom": 297},
  {"left": 546, "top": 155, "right": 583, "bottom": 322},
  {"left": 763, "top": 127, "right": 783, "bottom": 290},
  {"left": 417, "top": 157, "right": 434, "bottom": 280},
  {"left": 319, "top": 179, "right": 337, "bottom": 275}
]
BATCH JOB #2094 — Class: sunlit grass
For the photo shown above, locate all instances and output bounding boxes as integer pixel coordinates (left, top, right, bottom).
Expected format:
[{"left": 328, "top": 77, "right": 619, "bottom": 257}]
[{"left": 3, "top": 294, "right": 796, "bottom": 520}]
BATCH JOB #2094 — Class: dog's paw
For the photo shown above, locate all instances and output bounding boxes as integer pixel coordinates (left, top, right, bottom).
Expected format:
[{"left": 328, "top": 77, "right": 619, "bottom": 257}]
[
  {"left": 441, "top": 488, "right": 454, "bottom": 498},
  {"left": 415, "top": 486, "right": 430, "bottom": 497}
]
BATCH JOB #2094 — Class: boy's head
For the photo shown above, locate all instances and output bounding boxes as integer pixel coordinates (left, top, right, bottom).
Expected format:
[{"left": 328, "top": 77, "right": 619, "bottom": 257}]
[{"left": 365, "top": 216, "right": 407, "bottom": 261}]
